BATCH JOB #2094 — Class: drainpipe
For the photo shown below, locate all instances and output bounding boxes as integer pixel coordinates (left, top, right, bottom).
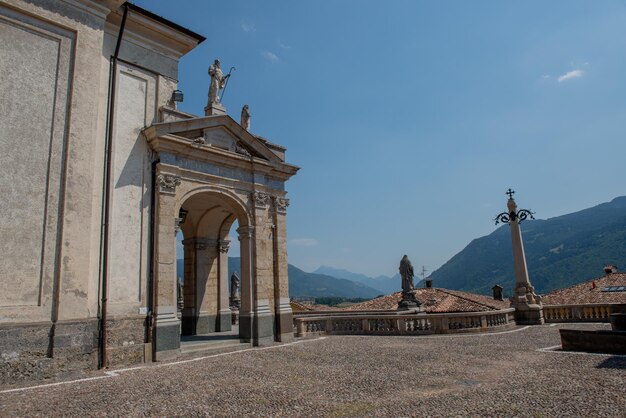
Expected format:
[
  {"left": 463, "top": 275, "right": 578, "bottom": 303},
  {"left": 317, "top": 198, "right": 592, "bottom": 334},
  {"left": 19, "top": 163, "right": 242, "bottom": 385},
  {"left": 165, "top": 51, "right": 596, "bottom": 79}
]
[
  {"left": 271, "top": 210, "right": 280, "bottom": 341},
  {"left": 98, "top": 3, "right": 129, "bottom": 370},
  {"left": 146, "top": 159, "right": 159, "bottom": 360}
]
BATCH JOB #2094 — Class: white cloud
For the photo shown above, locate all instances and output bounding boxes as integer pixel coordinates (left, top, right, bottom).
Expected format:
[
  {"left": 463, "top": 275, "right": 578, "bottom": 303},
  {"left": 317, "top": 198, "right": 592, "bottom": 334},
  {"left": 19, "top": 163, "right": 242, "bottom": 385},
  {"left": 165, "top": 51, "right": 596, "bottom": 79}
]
[
  {"left": 278, "top": 40, "right": 291, "bottom": 50},
  {"left": 290, "top": 238, "right": 318, "bottom": 247},
  {"left": 241, "top": 22, "right": 256, "bottom": 33},
  {"left": 260, "top": 50, "right": 280, "bottom": 64},
  {"left": 557, "top": 69, "right": 584, "bottom": 82}
]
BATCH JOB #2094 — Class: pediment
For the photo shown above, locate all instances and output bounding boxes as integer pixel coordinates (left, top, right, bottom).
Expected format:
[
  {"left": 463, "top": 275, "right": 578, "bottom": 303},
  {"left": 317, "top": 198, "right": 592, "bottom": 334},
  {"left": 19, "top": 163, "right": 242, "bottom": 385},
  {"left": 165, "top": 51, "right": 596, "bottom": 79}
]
[
  {"left": 198, "top": 126, "right": 261, "bottom": 159},
  {"left": 144, "top": 114, "right": 283, "bottom": 163}
]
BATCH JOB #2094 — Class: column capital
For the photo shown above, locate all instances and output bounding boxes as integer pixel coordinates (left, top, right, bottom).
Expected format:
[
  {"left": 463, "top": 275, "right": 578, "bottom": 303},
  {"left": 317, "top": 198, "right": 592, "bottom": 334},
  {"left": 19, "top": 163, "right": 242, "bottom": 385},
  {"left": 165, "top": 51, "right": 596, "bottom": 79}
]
[
  {"left": 273, "top": 197, "right": 289, "bottom": 214},
  {"left": 157, "top": 173, "right": 181, "bottom": 195},
  {"left": 252, "top": 191, "right": 270, "bottom": 209},
  {"left": 237, "top": 225, "right": 255, "bottom": 241}
]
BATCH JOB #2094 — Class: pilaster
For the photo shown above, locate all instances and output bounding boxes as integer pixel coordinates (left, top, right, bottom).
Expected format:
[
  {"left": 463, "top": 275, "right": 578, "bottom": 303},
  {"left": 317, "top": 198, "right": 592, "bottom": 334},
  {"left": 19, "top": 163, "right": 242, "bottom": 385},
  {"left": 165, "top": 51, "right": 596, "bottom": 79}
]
[
  {"left": 154, "top": 166, "right": 181, "bottom": 356},
  {"left": 272, "top": 196, "right": 293, "bottom": 342}
]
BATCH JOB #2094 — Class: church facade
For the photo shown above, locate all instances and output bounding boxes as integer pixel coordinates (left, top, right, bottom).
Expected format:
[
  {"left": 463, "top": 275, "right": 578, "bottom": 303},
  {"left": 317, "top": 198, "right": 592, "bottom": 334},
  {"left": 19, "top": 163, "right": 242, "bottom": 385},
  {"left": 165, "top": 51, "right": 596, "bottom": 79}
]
[{"left": 0, "top": 0, "right": 298, "bottom": 381}]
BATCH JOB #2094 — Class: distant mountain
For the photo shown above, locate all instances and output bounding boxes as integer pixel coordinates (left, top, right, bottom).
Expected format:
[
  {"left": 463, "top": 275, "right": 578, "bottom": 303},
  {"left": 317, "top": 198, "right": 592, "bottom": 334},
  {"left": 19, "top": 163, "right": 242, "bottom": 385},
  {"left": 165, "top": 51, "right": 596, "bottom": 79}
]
[
  {"left": 176, "top": 258, "right": 381, "bottom": 299},
  {"left": 430, "top": 196, "right": 626, "bottom": 296},
  {"left": 314, "top": 266, "right": 399, "bottom": 295}
]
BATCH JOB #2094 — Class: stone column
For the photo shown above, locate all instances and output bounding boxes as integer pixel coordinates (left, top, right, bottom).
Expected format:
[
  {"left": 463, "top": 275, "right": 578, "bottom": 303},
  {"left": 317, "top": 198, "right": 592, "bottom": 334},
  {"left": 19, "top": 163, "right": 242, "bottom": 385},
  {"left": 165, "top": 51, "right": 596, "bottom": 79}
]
[
  {"left": 180, "top": 238, "right": 197, "bottom": 335},
  {"left": 272, "top": 196, "right": 294, "bottom": 342},
  {"left": 195, "top": 239, "right": 218, "bottom": 334},
  {"left": 154, "top": 170, "right": 181, "bottom": 356},
  {"left": 217, "top": 239, "right": 232, "bottom": 331},
  {"left": 250, "top": 192, "right": 276, "bottom": 345},
  {"left": 237, "top": 225, "right": 255, "bottom": 343},
  {"left": 507, "top": 198, "right": 544, "bottom": 325}
]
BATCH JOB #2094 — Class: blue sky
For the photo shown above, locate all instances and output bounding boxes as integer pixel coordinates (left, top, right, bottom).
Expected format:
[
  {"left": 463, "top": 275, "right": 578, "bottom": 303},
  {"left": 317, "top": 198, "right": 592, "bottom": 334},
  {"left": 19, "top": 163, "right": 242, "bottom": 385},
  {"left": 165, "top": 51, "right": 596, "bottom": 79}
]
[{"left": 137, "top": 1, "right": 626, "bottom": 277}]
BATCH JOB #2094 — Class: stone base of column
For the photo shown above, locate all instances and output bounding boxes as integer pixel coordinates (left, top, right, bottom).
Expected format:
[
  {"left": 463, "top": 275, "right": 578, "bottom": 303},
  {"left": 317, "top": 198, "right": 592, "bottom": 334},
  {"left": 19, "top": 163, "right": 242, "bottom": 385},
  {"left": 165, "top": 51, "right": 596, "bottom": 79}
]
[
  {"left": 513, "top": 303, "right": 545, "bottom": 325},
  {"left": 276, "top": 298, "right": 294, "bottom": 342},
  {"left": 155, "top": 315, "right": 181, "bottom": 358},
  {"left": 255, "top": 310, "right": 275, "bottom": 346},
  {"left": 238, "top": 311, "right": 275, "bottom": 346},
  {"left": 181, "top": 312, "right": 196, "bottom": 336},
  {"left": 277, "top": 311, "right": 295, "bottom": 343},
  {"left": 196, "top": 313, "right": 218, "bottom": 334},
  {"left": 217, "top": 309, "right": 233, "bottom": 332},
  {"left": 239, "top": 312, "right": 253, "bottom": 342}
]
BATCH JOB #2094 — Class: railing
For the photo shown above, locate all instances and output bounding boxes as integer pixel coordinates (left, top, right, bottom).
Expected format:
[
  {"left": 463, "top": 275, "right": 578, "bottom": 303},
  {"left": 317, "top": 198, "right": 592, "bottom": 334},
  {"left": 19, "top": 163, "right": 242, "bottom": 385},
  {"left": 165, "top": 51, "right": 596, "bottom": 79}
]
[
  {"left": 294, "top": 309, "right": 515, "bottom": 337},
  {"left": 543, "top": 304, "right": 619, "bottom": 323}
]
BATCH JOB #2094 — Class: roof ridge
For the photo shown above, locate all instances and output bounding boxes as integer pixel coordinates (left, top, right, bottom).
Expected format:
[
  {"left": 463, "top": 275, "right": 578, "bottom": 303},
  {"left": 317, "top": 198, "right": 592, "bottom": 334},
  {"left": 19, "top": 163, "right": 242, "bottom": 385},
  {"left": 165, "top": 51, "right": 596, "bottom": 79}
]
[{"left": 435, "top": 288, "right": 500, "bottom": 310}]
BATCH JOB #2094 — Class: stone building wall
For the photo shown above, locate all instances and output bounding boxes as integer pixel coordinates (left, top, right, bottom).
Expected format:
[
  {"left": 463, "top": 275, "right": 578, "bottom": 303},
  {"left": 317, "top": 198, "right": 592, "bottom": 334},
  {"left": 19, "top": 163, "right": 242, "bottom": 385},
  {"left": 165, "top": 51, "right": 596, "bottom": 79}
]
[
  {"left": 0, "top": 0, "right": 204, "bottom": 382},
  {"left": 1, "top": 0, "right": 297, "bottom": 383}
]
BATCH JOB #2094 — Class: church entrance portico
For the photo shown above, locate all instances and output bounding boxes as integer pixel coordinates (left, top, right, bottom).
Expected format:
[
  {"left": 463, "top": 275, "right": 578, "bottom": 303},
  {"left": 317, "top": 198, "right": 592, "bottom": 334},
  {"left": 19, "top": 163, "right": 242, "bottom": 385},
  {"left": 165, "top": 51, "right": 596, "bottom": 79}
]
[{"left": 145, "top": 112, "right": 298, "bottom": 359}]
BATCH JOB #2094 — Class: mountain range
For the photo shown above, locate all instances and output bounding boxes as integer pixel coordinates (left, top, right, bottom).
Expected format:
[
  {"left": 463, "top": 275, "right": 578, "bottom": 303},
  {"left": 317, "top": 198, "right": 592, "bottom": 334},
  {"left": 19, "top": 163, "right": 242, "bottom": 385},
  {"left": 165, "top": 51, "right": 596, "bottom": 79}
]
[
  {"left": 313, "top": 266, "right": 400, "bottom": 295},
  {"left": 176, "top": 258, "right": 383, "bottom": 299}
]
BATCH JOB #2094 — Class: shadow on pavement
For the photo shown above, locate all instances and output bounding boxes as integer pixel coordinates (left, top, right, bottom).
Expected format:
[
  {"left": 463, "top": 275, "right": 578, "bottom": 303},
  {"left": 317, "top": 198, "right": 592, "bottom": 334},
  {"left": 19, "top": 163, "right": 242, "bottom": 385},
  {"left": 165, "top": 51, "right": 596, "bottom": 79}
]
[{"left": 596, "top": 356, "right": 626, "bottom": 370}]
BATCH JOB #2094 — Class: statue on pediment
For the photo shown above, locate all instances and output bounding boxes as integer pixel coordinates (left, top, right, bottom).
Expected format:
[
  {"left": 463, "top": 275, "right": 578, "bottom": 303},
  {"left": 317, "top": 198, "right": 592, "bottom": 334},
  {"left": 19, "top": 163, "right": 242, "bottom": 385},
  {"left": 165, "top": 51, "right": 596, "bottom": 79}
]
[
  {"left": 208, "top": 59, "right": 230, "bottom": 105},
  {"left": 241, "top": 104, "right": 251, "bottom": 131}
]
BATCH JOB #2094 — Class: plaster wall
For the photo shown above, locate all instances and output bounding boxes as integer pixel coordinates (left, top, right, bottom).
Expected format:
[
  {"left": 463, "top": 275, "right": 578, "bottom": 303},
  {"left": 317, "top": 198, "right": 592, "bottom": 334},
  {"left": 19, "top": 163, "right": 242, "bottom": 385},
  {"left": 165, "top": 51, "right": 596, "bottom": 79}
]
[
  {"left": 0, "top": 0, "right": 108, "bottom": 323},
  {"left": 108, "top": 62, "right": 155, "bottom": 316}
]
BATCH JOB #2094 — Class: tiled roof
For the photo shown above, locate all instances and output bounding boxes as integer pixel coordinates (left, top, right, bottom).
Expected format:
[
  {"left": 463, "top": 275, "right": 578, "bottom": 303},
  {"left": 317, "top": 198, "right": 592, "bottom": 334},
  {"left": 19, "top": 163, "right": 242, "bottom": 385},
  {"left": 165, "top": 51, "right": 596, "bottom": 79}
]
[
  {"left": 290, "top": 301, "right": 337, "bottom": 311},
  {"left": 542, "top": 273, "right": 626, "bottom": 305},
  {"left": 290, "top": 301, "right": 310, "bottom": 312},
  {"left": 343, "top": 288, "right": 511, "bottom": 313}
]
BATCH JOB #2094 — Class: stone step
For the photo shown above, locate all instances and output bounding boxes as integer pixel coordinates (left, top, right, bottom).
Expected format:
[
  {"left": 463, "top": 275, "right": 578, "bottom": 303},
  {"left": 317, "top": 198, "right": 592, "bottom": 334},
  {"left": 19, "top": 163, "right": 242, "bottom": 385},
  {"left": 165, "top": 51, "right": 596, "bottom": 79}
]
[{"left": 179, "top": 340, "right": 252, "bottom": 357}]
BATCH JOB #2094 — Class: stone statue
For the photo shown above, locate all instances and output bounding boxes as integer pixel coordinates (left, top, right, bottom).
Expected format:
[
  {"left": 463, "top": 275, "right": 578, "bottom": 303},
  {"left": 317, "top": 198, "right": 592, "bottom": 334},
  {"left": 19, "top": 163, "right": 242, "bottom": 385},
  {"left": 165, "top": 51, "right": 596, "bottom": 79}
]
[
  {"left": 399, "top": 254, "right": 415, "bottom": 292},
  {"left": 241, "top": 104, "right": 251, "bottom": 131},
  {"left": 230, "top": 272, "right": 240, "bottom": 300},
  {"left": 207, "top": 59, "right": 230, "bottom": 105}
]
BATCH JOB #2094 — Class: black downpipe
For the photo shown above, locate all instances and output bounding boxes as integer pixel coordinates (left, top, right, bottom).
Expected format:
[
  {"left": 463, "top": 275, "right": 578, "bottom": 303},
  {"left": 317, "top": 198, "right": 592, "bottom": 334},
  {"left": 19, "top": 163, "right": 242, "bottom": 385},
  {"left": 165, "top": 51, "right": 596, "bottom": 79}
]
[
  {"left": 99, "top": 3, "right": 129, "bottom": 370},
  {"left": 146, "top": 159, "right": 159, "bottom": 360}
]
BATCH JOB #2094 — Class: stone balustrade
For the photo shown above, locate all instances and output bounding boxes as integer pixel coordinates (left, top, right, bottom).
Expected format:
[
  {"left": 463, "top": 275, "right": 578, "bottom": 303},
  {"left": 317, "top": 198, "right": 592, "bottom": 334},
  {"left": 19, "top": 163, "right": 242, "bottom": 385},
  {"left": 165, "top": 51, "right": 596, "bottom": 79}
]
[
  {"left": 294, "top": 309, "right": 515, "bottom": 337},
  {"left": 543, "top": 304, "right": 619, "bottom": 322}
]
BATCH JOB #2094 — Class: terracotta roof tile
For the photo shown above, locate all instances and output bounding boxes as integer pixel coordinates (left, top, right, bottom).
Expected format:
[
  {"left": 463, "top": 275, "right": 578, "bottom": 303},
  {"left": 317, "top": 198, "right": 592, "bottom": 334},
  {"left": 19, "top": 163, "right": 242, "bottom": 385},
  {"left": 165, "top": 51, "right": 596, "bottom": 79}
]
[
  {"left": 542, "top": 273, "right": 626, "bottom": 305},
  {"left": 342, "top": 288, "right": 511, "bottom": 313}
]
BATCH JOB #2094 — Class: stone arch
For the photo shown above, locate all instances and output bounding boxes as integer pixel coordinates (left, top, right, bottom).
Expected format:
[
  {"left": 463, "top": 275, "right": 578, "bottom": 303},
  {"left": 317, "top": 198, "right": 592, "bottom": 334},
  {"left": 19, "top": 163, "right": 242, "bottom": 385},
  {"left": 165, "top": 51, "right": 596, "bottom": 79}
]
[
  {"left": 175, "top": 186, "right": 254, "bottom": 342},
  {"left": 177, "top": 185, "right": 251, "bottom": 228}
]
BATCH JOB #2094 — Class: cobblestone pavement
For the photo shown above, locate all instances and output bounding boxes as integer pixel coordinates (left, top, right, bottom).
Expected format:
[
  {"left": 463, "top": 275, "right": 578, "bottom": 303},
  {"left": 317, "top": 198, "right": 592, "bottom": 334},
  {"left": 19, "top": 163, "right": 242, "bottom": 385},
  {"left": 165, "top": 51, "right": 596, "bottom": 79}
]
[{"left": 1, "top": 323, "right": 624, "bottom": 417}]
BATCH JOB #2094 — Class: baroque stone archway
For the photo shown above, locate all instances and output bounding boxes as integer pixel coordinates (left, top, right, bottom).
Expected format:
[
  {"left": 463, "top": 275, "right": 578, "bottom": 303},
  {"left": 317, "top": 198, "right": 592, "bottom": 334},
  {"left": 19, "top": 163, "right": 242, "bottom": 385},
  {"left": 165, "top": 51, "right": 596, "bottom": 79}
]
[{"left": 145, "top": 112, "right": 298, "bottom": 358}]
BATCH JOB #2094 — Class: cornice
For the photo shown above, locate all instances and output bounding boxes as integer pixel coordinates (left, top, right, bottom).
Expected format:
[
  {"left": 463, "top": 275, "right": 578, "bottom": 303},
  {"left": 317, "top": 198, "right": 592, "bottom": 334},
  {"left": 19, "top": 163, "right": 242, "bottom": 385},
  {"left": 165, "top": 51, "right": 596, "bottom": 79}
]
[
  {"left": 105, "top": 4, "right": 203, "bottom": 59},
  {"left": 146, "top": 133, "right": 299, "bottom": 181}
]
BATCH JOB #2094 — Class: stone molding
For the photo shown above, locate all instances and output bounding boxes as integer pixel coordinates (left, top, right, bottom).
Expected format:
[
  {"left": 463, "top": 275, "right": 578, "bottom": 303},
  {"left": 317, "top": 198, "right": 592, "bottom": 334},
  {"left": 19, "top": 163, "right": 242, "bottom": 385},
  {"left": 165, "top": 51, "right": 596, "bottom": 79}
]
[
  {"left": 218, "top": 240, "right": 230, "bottom": 253},
  {"left": 181, "top": 238, "right": 231, "bottom": 252},
  {"left": 252, "top": 191, "right": 270, "bottom": 209},
  {"left": 157, "top": 173, "right": 181, "bottom": 194}
]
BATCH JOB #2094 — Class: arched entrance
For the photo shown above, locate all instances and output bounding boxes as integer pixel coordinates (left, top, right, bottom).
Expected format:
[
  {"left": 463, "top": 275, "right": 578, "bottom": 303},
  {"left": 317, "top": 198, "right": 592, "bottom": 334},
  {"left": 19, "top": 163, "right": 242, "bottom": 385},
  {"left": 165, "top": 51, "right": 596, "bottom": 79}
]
[
  {"left": 176, "top": 191, "right": 249, "bottom": 340},
  {"left": 146, "top": 113, "right": 299, "bottom": 359}
]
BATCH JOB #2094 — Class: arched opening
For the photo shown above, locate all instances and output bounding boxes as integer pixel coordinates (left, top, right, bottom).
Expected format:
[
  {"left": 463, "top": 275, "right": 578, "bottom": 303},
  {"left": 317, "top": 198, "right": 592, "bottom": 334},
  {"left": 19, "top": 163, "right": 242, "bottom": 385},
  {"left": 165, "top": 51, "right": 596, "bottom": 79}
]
[{"left": 174, "top": 190, "right": 250, "bottom": 343}]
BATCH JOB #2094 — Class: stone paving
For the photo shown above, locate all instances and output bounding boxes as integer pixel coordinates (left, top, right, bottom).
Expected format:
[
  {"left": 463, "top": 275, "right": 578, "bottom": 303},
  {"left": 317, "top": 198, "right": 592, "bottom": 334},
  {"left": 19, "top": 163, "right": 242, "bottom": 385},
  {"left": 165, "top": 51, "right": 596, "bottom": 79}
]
[{"left": 1, "top": 323, "right": 624, "bottom": 417}]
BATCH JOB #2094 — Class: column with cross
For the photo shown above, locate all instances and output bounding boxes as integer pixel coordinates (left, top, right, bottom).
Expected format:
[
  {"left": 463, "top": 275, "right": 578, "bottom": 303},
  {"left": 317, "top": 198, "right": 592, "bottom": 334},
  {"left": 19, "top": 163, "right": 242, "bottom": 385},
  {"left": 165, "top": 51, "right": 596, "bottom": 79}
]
[{"left": 495, "top": 189, "right": 544, "bottom": 325}]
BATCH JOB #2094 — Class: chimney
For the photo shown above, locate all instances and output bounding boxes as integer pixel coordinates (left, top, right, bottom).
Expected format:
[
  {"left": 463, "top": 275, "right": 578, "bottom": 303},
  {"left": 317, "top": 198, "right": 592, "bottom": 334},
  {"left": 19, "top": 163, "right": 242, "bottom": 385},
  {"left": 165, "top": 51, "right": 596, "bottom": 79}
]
[
  {"left": 492, "top": 284, "right": 503, "bottom": 301},
  {"left": 425, "top": 279, "right": 433, "bottom": 288},
  {"left": 604, "top": 264, "right": 618, "bottom": 275}
]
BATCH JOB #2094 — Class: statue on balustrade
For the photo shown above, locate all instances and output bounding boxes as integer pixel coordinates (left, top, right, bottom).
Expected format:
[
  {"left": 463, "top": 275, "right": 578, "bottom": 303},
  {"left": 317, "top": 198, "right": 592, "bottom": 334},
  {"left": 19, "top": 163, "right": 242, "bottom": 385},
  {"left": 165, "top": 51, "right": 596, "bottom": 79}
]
[{"left": 399, "top": 254, "right": 415, "bottom": 292}]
